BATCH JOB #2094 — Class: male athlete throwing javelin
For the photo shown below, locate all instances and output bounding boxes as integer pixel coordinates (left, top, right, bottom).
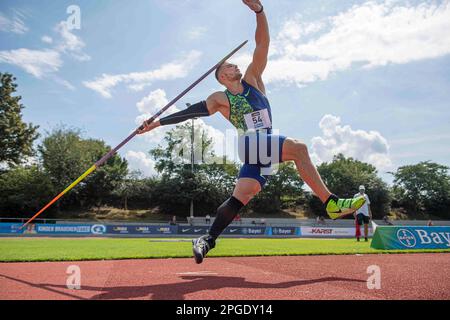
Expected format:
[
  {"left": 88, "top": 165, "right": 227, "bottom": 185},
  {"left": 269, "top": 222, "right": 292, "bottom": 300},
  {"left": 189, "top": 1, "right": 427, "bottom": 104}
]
[{"left": 138, "top": 0, "right": 366, "bottom": 264}]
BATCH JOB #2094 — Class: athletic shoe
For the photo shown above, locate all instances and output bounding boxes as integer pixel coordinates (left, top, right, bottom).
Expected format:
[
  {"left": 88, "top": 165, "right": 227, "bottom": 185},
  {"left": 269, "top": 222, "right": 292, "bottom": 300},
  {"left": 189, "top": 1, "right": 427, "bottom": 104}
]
[
  {"left": 192, "top": 235, "right": 215, "bottom": 264},
  {"left": 357, "top": 237, "right": 360, "bottom": 242},
  {"left": 325, "top": 194, "right": 366, "bottom": 220},
  {"left": 365, "top": 237, "right": 368, "bottom": 242}
]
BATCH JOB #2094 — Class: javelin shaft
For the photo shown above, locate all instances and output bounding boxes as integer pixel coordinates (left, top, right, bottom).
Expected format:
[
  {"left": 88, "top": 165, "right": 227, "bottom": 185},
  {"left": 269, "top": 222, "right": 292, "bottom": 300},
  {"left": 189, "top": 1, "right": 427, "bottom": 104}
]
[
  {"left": 20, "top": 40, "right": 248, "bottom": 229},
  {"left": 20, "top": 165, "right": 97, "bottom": 229},
  {"left": 96, "top": 40, "right": 248, "bottom": 167}
]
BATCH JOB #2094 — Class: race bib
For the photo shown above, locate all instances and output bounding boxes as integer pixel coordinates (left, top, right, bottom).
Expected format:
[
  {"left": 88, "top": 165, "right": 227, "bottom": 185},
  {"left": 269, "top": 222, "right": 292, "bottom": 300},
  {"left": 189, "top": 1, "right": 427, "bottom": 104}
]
[{"left": 244, "top": 109, "right": 272, "bottom": 130}]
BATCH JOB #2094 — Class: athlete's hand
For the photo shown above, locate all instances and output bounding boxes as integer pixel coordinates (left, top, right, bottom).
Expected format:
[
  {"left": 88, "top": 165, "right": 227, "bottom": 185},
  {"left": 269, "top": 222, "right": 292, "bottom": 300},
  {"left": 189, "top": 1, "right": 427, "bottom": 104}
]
[
  {"left": 242, "top": 0, "right": 263, "bottom": 13},
  {"left": 137, "top": 120, "right": 160, "bottom": 135}
]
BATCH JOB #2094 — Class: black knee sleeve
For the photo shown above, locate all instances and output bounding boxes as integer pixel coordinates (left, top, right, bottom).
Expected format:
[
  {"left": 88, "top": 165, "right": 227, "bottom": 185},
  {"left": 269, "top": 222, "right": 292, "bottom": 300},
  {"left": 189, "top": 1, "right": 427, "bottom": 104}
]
[{"left": 209, "top": 196, "right": 244, "bottom": 240}]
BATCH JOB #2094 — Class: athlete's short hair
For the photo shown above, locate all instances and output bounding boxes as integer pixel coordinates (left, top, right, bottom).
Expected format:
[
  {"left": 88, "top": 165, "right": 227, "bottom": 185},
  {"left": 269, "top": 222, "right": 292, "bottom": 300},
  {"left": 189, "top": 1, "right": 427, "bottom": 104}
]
[{"left": 214, "top": 62, "right": 225, "bottom": 83}]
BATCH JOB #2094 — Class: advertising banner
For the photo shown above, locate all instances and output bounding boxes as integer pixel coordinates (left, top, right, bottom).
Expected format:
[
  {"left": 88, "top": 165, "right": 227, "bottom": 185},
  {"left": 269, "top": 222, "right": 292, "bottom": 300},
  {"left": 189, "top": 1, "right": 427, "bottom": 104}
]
[
  {"left": 371, "top": 226, "right": 450, "bottom": 250},
  {"left": 270, "top": 227, "right": 300, "bottom": 236},
  {"left": 222, "top": 226, "right": 267, "bottom": 236},
  {"left": 35, "top": 224, "right": 94, "bottom": 234},
  {"left": 301, "top": 227, "right": 373, "bottom": 238},
  {"left": 0, "top": 223, "right": 24, "bottom": 234},
  {"left": 178, "top": 226, "right": 210, "bottom": 235},
  {"left": 106, "top": 225, "right": 177, "bottom": 235}
]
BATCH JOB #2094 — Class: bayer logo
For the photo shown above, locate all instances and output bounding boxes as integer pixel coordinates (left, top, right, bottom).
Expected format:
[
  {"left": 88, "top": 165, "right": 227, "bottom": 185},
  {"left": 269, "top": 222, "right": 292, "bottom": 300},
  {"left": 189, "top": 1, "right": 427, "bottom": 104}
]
[{"left": 397, "top": 229, "right": 416, "bottom": 248}]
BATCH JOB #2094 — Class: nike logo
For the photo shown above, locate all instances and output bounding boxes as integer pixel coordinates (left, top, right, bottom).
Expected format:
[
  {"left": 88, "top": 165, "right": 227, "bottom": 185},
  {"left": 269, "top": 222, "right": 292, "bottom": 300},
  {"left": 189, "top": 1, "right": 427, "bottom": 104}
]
[
  {"left": 182, "top": 229, "right": 191, "bottom": 232},
  {"left": 229, "top": 229, "right": 238, "bottom": 233},
  {"left": 194, "top": 229, "right": 202, "bottom": 232}
]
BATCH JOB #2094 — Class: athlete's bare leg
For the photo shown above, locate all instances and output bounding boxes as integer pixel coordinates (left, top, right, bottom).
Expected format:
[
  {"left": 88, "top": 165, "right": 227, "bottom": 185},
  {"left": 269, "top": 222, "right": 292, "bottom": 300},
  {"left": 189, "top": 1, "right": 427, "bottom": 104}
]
[
  {"left": 232, "top": 178, "right": 262, "bottom": 205},
  {"left": 192, "top": 177, "right": 261, "bottom": 264},
  {"left": 281, "top": 138, "right": 332, "bottom": 203}
]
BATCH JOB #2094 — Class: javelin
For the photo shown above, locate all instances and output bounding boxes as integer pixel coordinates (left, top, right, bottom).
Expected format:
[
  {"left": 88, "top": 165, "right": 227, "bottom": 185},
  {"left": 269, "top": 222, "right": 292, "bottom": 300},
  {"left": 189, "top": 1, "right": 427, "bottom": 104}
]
[{"left": 20, "top": 40, "right": 248, "bottom": 230}]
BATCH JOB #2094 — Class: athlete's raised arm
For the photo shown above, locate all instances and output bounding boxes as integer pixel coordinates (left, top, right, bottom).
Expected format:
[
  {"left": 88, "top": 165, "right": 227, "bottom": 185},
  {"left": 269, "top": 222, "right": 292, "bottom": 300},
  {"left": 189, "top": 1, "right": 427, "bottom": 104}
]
[
  {"left": 242, "top": 0, "right": 269, "bottom": 87},
  {"left": 137, "top": 92, "right": 223, "bottom": 134}
]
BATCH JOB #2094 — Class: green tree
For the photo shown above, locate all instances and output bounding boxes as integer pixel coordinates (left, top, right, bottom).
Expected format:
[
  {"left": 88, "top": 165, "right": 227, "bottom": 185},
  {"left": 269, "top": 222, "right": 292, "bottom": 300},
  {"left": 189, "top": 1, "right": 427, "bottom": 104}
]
[
  {"left": 112, "top": 171, "right": 159, "bottom": 210},
  {"left": 0, "top": 165, "right": 54, "bottom": 217},
  {"left": 308, "top": 154, "right": 391, "bottom": 218},
  {"left": 0, "top": 73, "right": 39, "bottom": 166},
  {"left": 250, "top": 162, "right": 304, "bottom": 213},
  {"left": 391, "top": 161, "right": 450, "bottom": 218},
  {"left": 38, "top": 127, "right": 128, "bottom": 210},
  {"left": 150, "top": 124, "right": 239, "bottom": 216}
]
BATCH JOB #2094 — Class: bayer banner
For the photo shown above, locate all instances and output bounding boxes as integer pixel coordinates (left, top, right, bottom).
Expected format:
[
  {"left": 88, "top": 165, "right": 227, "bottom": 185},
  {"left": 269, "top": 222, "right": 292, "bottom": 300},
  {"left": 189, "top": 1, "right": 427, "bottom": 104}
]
[
  {"left": 222, "top": 226, "right": 267, "bottom": 236},
  {"left": 371, "top": 226, "right": 450, "bottom": 250},
  {"left": 270, "top": 227, "right": 300, "bottom": 236}
]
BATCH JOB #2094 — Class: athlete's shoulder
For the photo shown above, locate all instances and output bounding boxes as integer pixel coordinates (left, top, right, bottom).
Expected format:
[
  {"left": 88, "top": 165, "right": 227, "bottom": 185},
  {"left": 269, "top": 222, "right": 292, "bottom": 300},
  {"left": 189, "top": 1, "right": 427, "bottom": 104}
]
[
  {"left": 208, "top": 91, "right": 228, "bottom": 104},
  {"left": 206, "top": 91, "right": 229, "bottom": 114}
]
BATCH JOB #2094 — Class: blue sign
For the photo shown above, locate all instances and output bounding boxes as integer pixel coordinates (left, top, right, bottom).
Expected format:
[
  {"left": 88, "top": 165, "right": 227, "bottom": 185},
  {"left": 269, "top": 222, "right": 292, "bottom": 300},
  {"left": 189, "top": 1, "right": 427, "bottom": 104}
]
[
  {"left": 0, "top": 223, "right": 24, "bottom": 234},
  {"left": 106, "top": 225, "right": 177, "bottom": 235},
  {"left": 271, "top": 227, "right": 299, "bottom": 236},
  {"left": 178, "top": 226, "right": 210, "bottom": 234},
  {"left": 35, "top": 224, "right": 93, "bottom": 234},
  {"left": 372, "top": 226, "right": 450, "bottom": 250},
  {"left": 222, "top": 226, "right": 267, "bottom": 235}
]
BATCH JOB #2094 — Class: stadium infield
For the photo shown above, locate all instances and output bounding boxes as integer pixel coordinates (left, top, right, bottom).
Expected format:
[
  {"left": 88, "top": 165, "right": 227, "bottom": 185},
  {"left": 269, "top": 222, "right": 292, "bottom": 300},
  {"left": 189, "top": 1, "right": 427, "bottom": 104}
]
[{"left": 0, "top": 237, "right": 449, "bottom": 262}]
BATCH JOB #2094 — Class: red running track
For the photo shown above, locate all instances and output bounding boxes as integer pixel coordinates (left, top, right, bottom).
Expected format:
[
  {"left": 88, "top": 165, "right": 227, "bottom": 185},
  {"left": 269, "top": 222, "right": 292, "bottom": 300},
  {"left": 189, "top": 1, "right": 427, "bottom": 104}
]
[{"left": 0, "top": 253, "right": 449, "bottom": 300}]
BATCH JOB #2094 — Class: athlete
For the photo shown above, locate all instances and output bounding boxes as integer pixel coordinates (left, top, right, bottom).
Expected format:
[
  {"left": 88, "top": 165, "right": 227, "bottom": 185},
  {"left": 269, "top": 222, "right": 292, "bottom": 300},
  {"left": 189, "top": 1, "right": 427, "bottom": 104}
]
[{"left": 138, "top": 0, "right": 366, "bottom": 264}]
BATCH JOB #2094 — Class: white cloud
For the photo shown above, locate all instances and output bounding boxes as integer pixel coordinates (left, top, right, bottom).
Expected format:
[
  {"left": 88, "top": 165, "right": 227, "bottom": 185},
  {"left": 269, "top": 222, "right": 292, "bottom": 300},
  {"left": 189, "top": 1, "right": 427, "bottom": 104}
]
[
  {"left": 134, "top": 88, "right": 181, "bottom": 143},
  {"left": 125, "top": 151, "right": 157, "bottom": 177},
  {"left": 0, "top": 21, "right": 89, "bottom": 80},
  {"left": 54, "top": 21, "right": 90, "bottom": 62},
  {"left": 136, "top": 88, "right": 178, "bottom": 115},
  {"left": 0, "top": 11, "right": 28, "bottom": 34},
  {"left": 53, "top": 77, "right": 76, "bottom": 91},
  {"left": 41, "top": 35, "right": 53, "bottom": 44},
  {"left": 0, "top": 49, "right": 62, "bottom": 78},
  {"left": 83, "top": 50, "right": 203, "bottom": 98},
  {"left": 261, "top": 1, "right": 450, "bottom": 86},
  {"left": 311, "top": 114, "right": 392, "bottom": 170},
  {"left": 133, "top": 88, "right": 226, "bottom": 163},
  {"left": 134, "top": 88, "right": 178, "bottom": 145}
]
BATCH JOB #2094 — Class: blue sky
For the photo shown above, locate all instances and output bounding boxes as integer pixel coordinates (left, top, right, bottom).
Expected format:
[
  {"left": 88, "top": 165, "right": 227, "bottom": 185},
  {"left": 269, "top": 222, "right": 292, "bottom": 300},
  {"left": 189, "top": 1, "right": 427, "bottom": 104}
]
[{"left": 1, "top": 0, "right": 450, "bottom": 184}]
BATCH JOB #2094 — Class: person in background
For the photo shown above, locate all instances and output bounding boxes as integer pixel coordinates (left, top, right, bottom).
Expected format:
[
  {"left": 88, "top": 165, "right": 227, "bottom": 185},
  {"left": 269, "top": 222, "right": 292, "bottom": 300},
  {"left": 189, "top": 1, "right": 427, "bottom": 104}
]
[
  {"left": 427, "top": 220, "right": 433, "bottom": 227},
  {"left": 354, "top": 185, "right": 372, "bottom": 242},
  {"left": 205, "top": 214, "right": 211, "bottom": 225}
]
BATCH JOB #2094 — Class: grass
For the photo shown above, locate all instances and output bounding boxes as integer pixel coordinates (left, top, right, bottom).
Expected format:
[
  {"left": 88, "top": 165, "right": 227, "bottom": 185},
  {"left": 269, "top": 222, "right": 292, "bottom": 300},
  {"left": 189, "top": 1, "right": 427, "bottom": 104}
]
[{"left": 0, "top": 238, "right": 449, "bottom": 262}]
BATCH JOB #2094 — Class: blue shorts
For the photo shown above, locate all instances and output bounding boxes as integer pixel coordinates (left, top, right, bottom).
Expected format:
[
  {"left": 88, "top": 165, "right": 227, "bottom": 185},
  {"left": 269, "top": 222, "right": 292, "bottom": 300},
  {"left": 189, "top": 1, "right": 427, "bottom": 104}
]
[{"left": 237, "top": 131, "right": 287, "bottom": 188}]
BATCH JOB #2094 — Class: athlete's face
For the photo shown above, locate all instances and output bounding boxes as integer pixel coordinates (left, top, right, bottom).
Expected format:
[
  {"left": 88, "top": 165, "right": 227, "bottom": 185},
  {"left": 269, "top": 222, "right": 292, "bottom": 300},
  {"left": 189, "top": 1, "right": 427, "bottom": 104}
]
[{"left": 219, "top": 62, "right": 242, "bottom": 82}]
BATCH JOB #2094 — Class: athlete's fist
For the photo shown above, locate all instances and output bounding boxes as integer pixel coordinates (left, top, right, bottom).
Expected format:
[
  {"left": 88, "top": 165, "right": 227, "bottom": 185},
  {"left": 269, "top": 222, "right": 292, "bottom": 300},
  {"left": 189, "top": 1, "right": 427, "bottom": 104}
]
[
  {"left": 137, "top": 120, "right": 160, "bottom": 135},
  {"left": 242, "top": 0, "right": 263, "bottom": 13}
]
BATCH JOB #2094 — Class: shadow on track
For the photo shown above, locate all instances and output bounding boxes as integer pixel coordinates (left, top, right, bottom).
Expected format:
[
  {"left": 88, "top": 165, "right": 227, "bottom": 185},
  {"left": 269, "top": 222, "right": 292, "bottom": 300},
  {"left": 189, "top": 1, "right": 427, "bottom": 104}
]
[{"left": 1, "top": 273, "right": 366, "bottom": 300}]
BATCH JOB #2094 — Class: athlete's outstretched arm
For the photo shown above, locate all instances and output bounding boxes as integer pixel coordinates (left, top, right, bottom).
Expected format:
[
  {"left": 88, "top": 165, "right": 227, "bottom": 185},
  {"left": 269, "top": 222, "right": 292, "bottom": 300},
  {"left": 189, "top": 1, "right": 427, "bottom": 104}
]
[
  {"left": 137, "top": 93, "right": 222, "bottom": 134},
  {"left": 243, "top": 0, "right": 269, "bottom": 78}
]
